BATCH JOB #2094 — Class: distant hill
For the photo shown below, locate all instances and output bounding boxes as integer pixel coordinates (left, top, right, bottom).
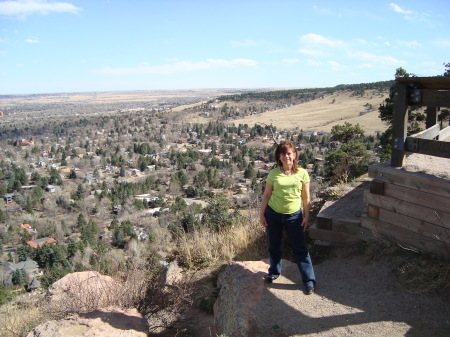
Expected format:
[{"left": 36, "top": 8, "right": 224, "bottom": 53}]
[{"left": 228, "top": 88, "right": 390, "bottom": 135}]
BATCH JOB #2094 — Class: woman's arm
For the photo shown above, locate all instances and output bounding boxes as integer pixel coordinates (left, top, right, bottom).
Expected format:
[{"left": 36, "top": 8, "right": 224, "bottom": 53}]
[
  {"left": 260, "top": 183, "right": 273, "bottom": 227},
  {"left": 301, "top": 182, "right": 310, "bottom": 232}
]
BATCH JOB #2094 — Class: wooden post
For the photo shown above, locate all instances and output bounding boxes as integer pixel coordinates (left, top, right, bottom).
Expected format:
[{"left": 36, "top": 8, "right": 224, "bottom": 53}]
[
  {"left": 391, "top": 82, "right": 408, "bottom": 167},
  {"left": 425, "top": 106, "right": 438, "bottom": 131}
]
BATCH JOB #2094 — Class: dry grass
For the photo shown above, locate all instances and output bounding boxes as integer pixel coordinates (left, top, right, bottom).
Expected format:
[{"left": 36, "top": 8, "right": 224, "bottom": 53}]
[
  {"left": 229, "top": 90, "right": 389, "bottom": 135},
  {"left": 356, "top": 234, "right": 450, "bottom": 297},
  {"left": 176, "top": 218, "right": 266, "bottom": 269},
  {"left": 0, "top": 298, "right": 50, "bottom": 337}
]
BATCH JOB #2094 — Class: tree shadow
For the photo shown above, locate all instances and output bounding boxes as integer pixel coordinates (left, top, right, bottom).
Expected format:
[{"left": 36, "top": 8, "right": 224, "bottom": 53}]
[
  {"left": 79, "top": 309, "right": 149, "bottom": 333},
  {"left": 214, "top": 256, "right": 449, "bottom": 337}
]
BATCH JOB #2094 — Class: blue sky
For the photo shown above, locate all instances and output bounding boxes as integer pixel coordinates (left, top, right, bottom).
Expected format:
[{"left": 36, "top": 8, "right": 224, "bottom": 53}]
[{"left": 0, "top": 0, "right": 449, "bottom": 94}]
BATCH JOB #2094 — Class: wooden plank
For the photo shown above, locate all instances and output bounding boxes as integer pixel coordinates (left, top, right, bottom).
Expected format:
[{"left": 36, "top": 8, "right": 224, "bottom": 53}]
[
  {"left": 368, "top": 164, "right": 450, "bottom": 198},
  {"left": 316, "top": 216, "right": 332, "bottom": 230},
  {"left": 391, "top": 82, "right": 408, "bottom": 167},
  {"left": 363, "top": 191, "right": 450, "bottom": 229},
  {"left": 309, "top": 224, "right": 361, "bottom": 244},
  {"left": 409, "top": 123, "right": 440, "bottom": 140},
  {"left": 425, "top": 107, "right": 438, "bottom": 130},
  {"left": 396, "top": 77, "right": 450, "bottom": 90},
  {"left": 439, "top": 126, "right": 450, "bottom": 140},
  {"left": 383, "top": 182, "right": 450, "bottom": 214},
  {"left": 370, "top": 180, "right": 384, "bottom": 195},
  {"left": 361, "top": 216, "right": 450, "bottom": 258},
  {"left": 421, "top": 89, "right": 450, "bottom": 107},
  {"left": 404, "top": 137, "right": 450, "bottom": 158},
  {"left": 377, "top": 207, "right": 450, "bottom": 244},
  {"left": 367, "top": 204, "right": 379, "bottom": 219},
  {"left": 332, "top": 219, "right": 361, "bottom": 234}
]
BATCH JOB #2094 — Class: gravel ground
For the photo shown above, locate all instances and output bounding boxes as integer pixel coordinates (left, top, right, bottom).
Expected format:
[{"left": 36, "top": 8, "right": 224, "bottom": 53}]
[{"left": 256, "top": 249, "right": 449, "bottom": 337}]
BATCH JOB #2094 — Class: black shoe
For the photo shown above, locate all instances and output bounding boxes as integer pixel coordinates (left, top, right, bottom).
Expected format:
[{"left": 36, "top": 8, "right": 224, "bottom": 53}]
[
  {"left": 304, "top": 286, "right": 314, "bottom": 295},
  {"left": 264, "top": 275, "right": 279, "bottom": 283}
]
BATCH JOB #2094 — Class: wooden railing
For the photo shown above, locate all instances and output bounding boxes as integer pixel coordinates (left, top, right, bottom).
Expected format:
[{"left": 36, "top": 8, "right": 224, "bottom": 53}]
[{"left": 391, "top": 77, "right": 450, "bottom": 167}]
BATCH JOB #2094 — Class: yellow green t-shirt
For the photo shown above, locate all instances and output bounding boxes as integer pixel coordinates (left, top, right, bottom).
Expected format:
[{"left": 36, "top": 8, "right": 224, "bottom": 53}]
[{"left": 266, "top": 167, "right": 310, "bottom": 214}]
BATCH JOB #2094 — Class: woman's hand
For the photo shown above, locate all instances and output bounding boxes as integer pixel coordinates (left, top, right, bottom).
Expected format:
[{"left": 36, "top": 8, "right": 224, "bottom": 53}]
[
  {"left": 301, "top": 217, "right": 308, "bottom": 232},
  {"left": 260, "top": 215, "right": 267, "bottom": 227}
]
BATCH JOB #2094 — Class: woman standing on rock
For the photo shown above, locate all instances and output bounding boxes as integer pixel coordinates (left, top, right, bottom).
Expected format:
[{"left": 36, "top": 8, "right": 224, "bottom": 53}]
[{"left": 259, "top": 141, "right": 316, "bottom": 294}]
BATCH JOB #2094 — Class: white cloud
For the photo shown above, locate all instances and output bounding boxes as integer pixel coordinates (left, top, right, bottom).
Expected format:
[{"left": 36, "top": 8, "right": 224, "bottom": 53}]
[
  {"left": 282, "top": 58, "right": 300, "bottom": 64},
  {"left": 431, "top": 39, "right": 450, "bottom": 49},
  {"left": 306, "top": 60, "right": 323, "bottom": 66},
  {"left": 349, "top": 51, "right": 406, "bottom": 66},
  {"left": 384, "top": 41, "right": 391, "bottom": 47},
  {"left": 299, "top": 33, "right": 343, "bottom": 47},
  {"left": 298, "top": 48, "right": 323, "bottom": 56},
  {"left": 353, "top": 38, "right": 368, "bottom": 45},
  {"left": 25, "top": 37, "right": 40, "bottom": 43},
  {"left": 97, "top": 58, "right": 258, "bottom": 76},
  {"left": 389, "top": 3, "right": 412, "bottom": 15},
  {"left": 0, "top": 0, "right": 81, "bottom": 17},
  {"left": 327, "top": 60, "right": 345, "bottom": 71},
  {"left": 397, "top": 40, "right": 421, "bottom": 48},
  {"left": 357, "top": 64, "right": 374, "bottom": 69},
  {"left": 230, "top": 39, "right": 271, "bottom": 47}
]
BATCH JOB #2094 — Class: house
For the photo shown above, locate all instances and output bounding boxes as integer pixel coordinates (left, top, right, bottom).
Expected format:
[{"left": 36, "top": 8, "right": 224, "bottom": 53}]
[
  {"left": 3, "top": 193, "right": 14, "bottom": 204},
  {"left": 19, "top": 224, "right": 37, "bottom": 240},
  {"left": 0, "top": 258, "right": 41, "bottom": 287},
  {"left": 85, "top": 174, "right": 97, "bottom": 185},
  {"left": 45, "top": 185, "right": 56, "bottom": 193},
  {"left": 26, "top": 237, "right": 57, "bottom": 249}
]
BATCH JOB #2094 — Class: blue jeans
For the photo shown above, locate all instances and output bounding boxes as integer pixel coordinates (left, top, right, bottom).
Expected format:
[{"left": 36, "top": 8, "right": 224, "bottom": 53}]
[{"left": 265, "top": 205, "right": 315, "bottom": 288}]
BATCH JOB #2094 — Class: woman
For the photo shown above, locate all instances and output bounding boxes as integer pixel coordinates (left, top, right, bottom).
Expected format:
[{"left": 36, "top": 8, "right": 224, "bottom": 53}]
[{"left": 260, "top": 141, "right": 316, "bottom": 294}]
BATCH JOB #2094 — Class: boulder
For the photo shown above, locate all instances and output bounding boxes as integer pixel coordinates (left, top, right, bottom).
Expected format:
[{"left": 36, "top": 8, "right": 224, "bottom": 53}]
[
  {"left": 26, "top": 307, "right": 148, "bottom": 337},
  {"left": 47, "top": 271, "right": 120, "bottom": 312},
  {"left": 214, "top": 260, "right": 304, "bottom": 336}
]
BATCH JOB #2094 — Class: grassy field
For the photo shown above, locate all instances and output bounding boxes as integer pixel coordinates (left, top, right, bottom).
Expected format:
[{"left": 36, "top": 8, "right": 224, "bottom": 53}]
[{"left": 228, "top": 90, "right": 390, "bottom": 135}]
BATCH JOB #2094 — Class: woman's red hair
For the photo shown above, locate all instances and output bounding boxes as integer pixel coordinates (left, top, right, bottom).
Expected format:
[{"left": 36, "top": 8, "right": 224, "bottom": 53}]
[{"left": 274, "top": 141, "right": 299, "bottom": 173}]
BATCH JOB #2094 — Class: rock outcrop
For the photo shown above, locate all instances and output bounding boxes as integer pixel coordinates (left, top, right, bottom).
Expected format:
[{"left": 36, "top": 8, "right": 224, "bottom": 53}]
[
  {"left": 214, "top": 260, "right": 307, "bottom": 336},
  {"left": 26, "top": 307, "right": 148, "bottom": 337},
  {"left": 47, "top": 271, "right": 119, "bottom": 312}
]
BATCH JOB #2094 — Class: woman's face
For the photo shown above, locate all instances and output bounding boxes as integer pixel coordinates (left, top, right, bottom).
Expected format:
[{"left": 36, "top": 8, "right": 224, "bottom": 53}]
[{"left": 279, "top": 148, "right": 296, "bottom": 167}]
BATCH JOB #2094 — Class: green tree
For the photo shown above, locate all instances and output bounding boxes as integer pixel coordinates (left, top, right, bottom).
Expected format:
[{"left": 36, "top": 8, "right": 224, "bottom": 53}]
[
  {"left": 0, "top": 208, "right": 6, "bottom": 223},
  {"left": 202, "top": 194, "right": 234, "bottom": 231},
  {"left": 170, "top": 196, "right": 187, "bottom": 213},
  {"left": 0, "top": 282, "right": 14, "bottom": 304},
  {"left": 330, "top": 122, "right": 364, "bottom": 143},
  {"left": 11, "top": 269, "right": 26, "bottom": 286},
  {"left": 69, "top": 169, "right": 77, "bottom": 179}
]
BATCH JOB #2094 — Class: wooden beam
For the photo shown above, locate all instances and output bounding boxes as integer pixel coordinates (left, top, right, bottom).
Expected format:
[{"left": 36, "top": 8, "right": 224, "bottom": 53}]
[
  {"left": 376, "top": 207, "right": 450, "bottom": 244},
  {"left": 308, "top": 224, "right": 362, "bottom": 244},
  {"left": 420, "top": 89, "right": 450, "bottom": 107},
  {"left": 367, "top": 204, "right": 379, "bottom": 220},
  {"left": 439, "top": 126, "right": 450, "bottom": 140},
  {"left": 363, "top": 191, "right": 450, "bottom": 229},
  {"left": 361, "top": 216, "right": 450, "bottom": 258},
  {"left": 425, "top": 107, "right": 438, "bottom": 130},
  {"left": 404, "top": 138, "right": 450, "bottom": 158},
  {"left": 368, "top": 164, "right": 450, "bottom": 198},
  {"left": 369, "top": 180, "right": 384, "bottom": 195},
  {"left": 316, "top": 216, "right": 332, "bottom": 230},
  {"left": 332, "top": 219, "right": 361, "bottom": 234},
  {"left": 408, "top": 123, "right": 440, "bottom": 140},
  {"left": 391, "top": 82, "right": 408, "bottom": 167},
  {"left": 383, "top": 181, "right": 450, "bottom": 214},
  {"left": 396, "top": 77, "right": 450, "bottom": 90}
]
